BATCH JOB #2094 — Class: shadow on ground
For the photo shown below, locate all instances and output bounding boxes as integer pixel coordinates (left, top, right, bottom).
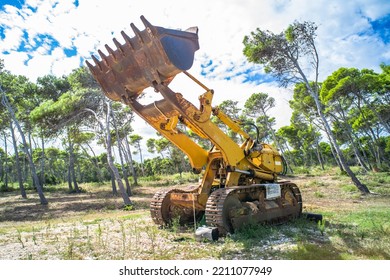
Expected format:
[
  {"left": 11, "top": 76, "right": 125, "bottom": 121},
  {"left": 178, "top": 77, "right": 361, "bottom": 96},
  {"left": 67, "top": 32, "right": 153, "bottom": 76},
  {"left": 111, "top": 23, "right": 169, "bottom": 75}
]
[{"left": 0, "top": 187, "right": 153, "bottom": 222}]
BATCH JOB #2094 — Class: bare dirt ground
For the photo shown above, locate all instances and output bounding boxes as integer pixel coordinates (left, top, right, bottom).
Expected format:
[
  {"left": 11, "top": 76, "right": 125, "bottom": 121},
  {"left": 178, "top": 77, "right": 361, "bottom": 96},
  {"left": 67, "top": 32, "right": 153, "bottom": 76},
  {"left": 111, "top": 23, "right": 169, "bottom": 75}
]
[{"left": 0, "top": 173, "right": 389, "bottom": 260}]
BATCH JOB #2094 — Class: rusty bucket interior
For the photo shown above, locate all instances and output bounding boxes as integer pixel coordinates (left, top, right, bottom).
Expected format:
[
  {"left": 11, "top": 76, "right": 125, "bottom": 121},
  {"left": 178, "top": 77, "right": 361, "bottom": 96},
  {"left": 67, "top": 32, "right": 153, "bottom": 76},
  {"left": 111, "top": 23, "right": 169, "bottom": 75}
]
[{"left": 86, "top": 15, "right": 199, "bottom": 101}]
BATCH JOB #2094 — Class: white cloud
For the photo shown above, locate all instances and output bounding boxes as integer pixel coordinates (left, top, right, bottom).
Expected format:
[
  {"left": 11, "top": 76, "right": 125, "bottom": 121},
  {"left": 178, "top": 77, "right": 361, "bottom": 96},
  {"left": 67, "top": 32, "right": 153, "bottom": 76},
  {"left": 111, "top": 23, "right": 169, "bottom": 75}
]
[
  {"left": 1, "top": 0, "right": 389, "bottom": 158},
  {"left": 0, "top": 27, "right": 24, "bottom": 52}
]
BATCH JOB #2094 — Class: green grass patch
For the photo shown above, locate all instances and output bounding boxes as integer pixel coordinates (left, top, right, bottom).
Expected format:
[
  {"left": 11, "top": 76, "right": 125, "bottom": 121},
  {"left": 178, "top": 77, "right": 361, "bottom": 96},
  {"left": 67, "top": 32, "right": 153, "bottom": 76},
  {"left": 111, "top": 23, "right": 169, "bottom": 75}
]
[
  {"left": 341, "top": 184, "right": 356, "bottom": 193},
  {"left": 341, "top": 208, "right": 390, "bottom": 234},
  {"left": 284, "top": 242, "right": 343, "bottom": 260},
  {"left": 120, "top": 212, "right": 146, "bottom": 220},
  {"left": 82, "top": 218, "right": 104, "bottom": 225},
  {"left": 314, "top": 191, "right": 325, "bottom": 198}
]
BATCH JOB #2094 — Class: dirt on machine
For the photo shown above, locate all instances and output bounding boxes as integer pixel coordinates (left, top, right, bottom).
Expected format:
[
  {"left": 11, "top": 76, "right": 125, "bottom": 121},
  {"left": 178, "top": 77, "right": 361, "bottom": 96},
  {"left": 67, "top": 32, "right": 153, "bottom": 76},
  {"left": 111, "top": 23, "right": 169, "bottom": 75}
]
[{"left": 87, "top": 16, "right": 302, "bottom": 237}]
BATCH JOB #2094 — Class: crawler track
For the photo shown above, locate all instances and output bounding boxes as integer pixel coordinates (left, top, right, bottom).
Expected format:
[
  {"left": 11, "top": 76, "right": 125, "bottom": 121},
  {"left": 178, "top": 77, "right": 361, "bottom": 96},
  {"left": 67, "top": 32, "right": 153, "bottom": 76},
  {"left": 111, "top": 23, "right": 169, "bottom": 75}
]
[
  {"left": 150, "top": 187, "right": 202, "bottom": 226},
  {"left": 205, "top": 182, "right": 302, "bottom": 235}
]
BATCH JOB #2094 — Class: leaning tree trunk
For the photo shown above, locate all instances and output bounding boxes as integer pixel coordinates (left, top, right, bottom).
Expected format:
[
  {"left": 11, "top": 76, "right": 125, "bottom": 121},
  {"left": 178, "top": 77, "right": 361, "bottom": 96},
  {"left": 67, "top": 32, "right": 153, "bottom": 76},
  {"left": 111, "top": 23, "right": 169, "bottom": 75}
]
[
  {"left": 105, "top": 103, "right": 132, "bottom": 205},
  {"left": 291, "top": 59, "right": 369, "bottom": 194},
  {"left": 2, "top": 92, "right": 47, "bottom": 204},
  {"left": 314, "top": 139, "right": 325, "bottom": 170},
  {"left": 3, "top": 132, "right": 9, "bottom": 191},
  {"left": 84, "top": 105, "right": 131, "bottom": 205},
  {"left": 83, "top": 143, "right": 104, "bottom": 182},
  {"left": 333, "top": 104, "right": 370, "bottom": 172},
  {"left": 109, "top": 167, "right": 118, "bottom": 195},
  {"left": 40, "top": 132, "right": 45, "bottom": 188},
  {"left": 68, "top": 136, "right": 80, "bottom": 193},
  {"left": 123, "top": 135, "right": 138, "bottom": 185},
  {"left": 111, "top": 111, "right": 132, "bottom": 196},
  {"left": 67, "top": 164, "right": 74, "bottom": 192},
  {"left": 10, "top": 122, "right": 27, "bottom": 199},
  {"left": 310, "top": 92, "right": 370, "bottom": 194}
]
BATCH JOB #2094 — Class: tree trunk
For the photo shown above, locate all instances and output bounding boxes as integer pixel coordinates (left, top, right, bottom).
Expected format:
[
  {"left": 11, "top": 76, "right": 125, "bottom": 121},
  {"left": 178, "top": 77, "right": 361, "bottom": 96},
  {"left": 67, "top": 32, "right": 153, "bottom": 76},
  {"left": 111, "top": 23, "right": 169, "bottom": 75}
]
[
  {"left": 360, "top": 93, "right": 390, "bottom": 135},
  {"left": 105, "top": 103, "right": 132, "bottom": 205},
  {"left": 84, "top": 143, "right": 104, "bottom": 182},
  {"left": 7, "top": 112, "right": 48, "bottom": 202},
  {"left": 111, "top": 111, "right": 132, "bottom": 196},
  {"left": 124, "top": 135, "right": 138, "bottom": 185},
  {"left": 68, "top": 134, "right": 80, "bottom": 193},
  {"left": 3, "top": 132, "right": 9, "bottom": 191},
  {"left": 109, "top": 167, "right": 118, "bottom": 195},
  {"left": 111, "top": 110, "right": 132, "bottom": 196},
  {"left": 290, "top": 58, "right": 369, "bottom": 193},
  {"left": 138, "top": 143, "right": 145, "bottom": 177},
  {"left": 2, "top": 92, "right": 47, "bottom": 204},
  {"left": 67, "top": 164, "right": 73, "bottom": 192},
  {"left": 40, "top": 133, "right": 45, "bottom": 188},
  {"left": 314, "top": 138, "right": 325, "bottom": 170},
  {"left": 10, "top": 122, "right": 27, "bottom": 199},
  {"left": 311, "top": 92, "right": 370, "bottom": 194},
  {"left": 345, "top": 129, "right": 370, "bottom": 172},
  {"left": 334, "top": 103, "right": 370, "bottom": 172}
]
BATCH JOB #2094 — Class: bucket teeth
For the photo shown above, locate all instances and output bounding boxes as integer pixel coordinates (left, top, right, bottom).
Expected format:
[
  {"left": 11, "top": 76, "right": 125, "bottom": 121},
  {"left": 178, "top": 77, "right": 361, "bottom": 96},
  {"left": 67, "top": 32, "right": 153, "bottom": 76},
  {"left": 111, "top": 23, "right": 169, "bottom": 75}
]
[
  {"left": 87, "top": 15, "right": 199, "bottom": 101},
  {"left": 91, "top": 55, "right": 102, "bottom": 71},
  {"left": 105, "top": 44, "right": 117, "bottom": 60},
  {"left": 113, "top": 38, "right": 124, "bottom": 54},
  {"left": 121, "top": 30, "right": 134, "bottom": 50},
  {"left": 140, "top": 15, "right": 152, "bottom": 28},
  {"left": 140, "top": 15, "right": 156, "bottom": 35},
  {"left": 130, "top": 22, "right": 144, "bottom": 43},
  {"left": 98, "top": 49, "right": 109, "bottom": 66},
  {"left": 85, "top": 60, "right": 94, "bottom": 73}
]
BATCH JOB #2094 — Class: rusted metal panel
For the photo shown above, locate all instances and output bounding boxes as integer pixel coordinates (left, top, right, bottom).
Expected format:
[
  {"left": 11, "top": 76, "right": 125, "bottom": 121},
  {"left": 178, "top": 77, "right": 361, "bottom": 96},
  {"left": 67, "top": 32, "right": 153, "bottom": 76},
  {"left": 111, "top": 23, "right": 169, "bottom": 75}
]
[{"left": 86, "top": 15, "right": 199, "bottom": 101}]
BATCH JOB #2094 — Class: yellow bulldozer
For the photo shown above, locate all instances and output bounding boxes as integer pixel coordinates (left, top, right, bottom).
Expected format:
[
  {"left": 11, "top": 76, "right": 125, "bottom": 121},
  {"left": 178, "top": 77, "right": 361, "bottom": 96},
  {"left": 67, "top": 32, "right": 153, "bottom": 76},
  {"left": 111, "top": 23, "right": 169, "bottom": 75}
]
[{"left": 87, "top": 16, "right": 302, "bottom": 236}]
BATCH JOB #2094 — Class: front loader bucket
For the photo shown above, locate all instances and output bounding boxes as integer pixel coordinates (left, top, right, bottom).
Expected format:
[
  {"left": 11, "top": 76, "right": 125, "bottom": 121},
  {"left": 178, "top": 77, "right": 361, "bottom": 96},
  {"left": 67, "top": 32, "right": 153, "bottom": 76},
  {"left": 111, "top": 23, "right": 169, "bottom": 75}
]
[{"left": 86, "top": 15, "right": 199, "bottom": 101}]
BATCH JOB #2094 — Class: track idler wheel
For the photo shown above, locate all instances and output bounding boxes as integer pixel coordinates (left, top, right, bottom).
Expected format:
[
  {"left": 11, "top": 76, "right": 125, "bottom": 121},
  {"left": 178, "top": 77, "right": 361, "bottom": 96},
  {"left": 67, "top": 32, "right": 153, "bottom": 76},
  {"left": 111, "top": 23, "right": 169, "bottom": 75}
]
[
  {"left": 221, "top": 194, "right": 242, "bottom": 234},
  {"left": 150, "top": 188, "right": 203, "bottom": 227}
]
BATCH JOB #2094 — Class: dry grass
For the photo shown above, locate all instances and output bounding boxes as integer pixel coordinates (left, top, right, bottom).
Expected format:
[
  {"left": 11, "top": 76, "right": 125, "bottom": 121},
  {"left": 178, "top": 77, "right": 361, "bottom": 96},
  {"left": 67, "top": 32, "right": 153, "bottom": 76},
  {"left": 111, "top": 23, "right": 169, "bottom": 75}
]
[{"left": 0, "top": 167, "right": 389, "bottom": 260}]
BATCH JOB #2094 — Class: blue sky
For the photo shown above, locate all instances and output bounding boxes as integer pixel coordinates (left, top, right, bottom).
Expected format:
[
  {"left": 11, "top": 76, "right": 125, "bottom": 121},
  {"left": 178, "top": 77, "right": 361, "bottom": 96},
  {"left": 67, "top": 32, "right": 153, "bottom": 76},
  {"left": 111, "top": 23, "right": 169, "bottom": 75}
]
[
  {"left": 1, "top": 0, "right": 389, "bottom": 84},
  {"left": 1, "top": 0, "right": 390, "bottom": 156}
]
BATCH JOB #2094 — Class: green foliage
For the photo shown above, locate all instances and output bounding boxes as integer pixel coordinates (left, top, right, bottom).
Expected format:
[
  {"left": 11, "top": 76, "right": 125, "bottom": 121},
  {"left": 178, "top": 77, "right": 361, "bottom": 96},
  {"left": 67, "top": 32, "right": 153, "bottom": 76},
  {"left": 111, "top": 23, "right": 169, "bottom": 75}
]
[
  {"left": 123, "top": 204, "right": 134, "bottom": 211},
  {"left": 317, "top": 219, "right": 326, "bottom": 235},
  {"left": 243, "top": 21, "right": 318, "bottom": 87}
]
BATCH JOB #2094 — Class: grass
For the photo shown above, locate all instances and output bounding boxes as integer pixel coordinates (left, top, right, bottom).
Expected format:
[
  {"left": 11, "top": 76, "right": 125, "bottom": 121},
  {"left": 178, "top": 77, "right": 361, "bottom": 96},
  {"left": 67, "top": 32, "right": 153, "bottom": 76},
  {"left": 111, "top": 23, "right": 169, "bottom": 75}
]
[{"left": 0, "top": 168, "right": 389, "bottom": 260}]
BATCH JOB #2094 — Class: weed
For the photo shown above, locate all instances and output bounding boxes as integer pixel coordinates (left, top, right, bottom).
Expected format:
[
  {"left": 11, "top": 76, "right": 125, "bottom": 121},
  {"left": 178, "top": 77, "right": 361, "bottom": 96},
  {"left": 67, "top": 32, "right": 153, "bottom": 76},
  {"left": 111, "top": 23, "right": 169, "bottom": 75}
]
[
  {"left": 234, "top": 222, "right": 273, "bottom": 240},
  {"left": 96, "top": 224, "right": 103, "bottom": 246},
  {"left": 32, "top": 227, "right": 37, "bottom": 245},
  {"left": 16, "top": 229, "right": 25, "bottom": 248},
  {"left": 145, "top": 226, "right": 158, "bottom": 258},
  {"left": 314, "top": 191, "right": 324, "bottom": 198},
  {"left": 119, "top": 220, "right": 126, "bottom": 259},
  {"left": 65, "top": 237, "right": 74, "bottom": 259},
  {"left": 0, "top": 168, "right": 389, "bottom": 260},
  {"left": 317, "top": 219, "right": 326, "bottom": 236},
  {"left": 123, "top": 204, "right": 134, "bottom": 211},
  {"left": 170, "top": 215, "right": 181, "bottom": 234},
  {"left": 86, "top": 225, "right": 92, "bottom": 250},
  {"left": 341, "top": 184, "right": 356, "bottom": 193}
]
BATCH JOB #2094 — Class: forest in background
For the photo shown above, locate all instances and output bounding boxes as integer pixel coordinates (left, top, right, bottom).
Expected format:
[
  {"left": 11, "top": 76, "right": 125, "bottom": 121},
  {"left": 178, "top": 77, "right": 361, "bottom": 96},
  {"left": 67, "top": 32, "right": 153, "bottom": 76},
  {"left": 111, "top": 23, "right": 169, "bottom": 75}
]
[
  {"left": 0, "top": 21, "right": 389, "bottom": 206},
  {"left": 1, "top": 60, "right": 389, "bottom": 201}
]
